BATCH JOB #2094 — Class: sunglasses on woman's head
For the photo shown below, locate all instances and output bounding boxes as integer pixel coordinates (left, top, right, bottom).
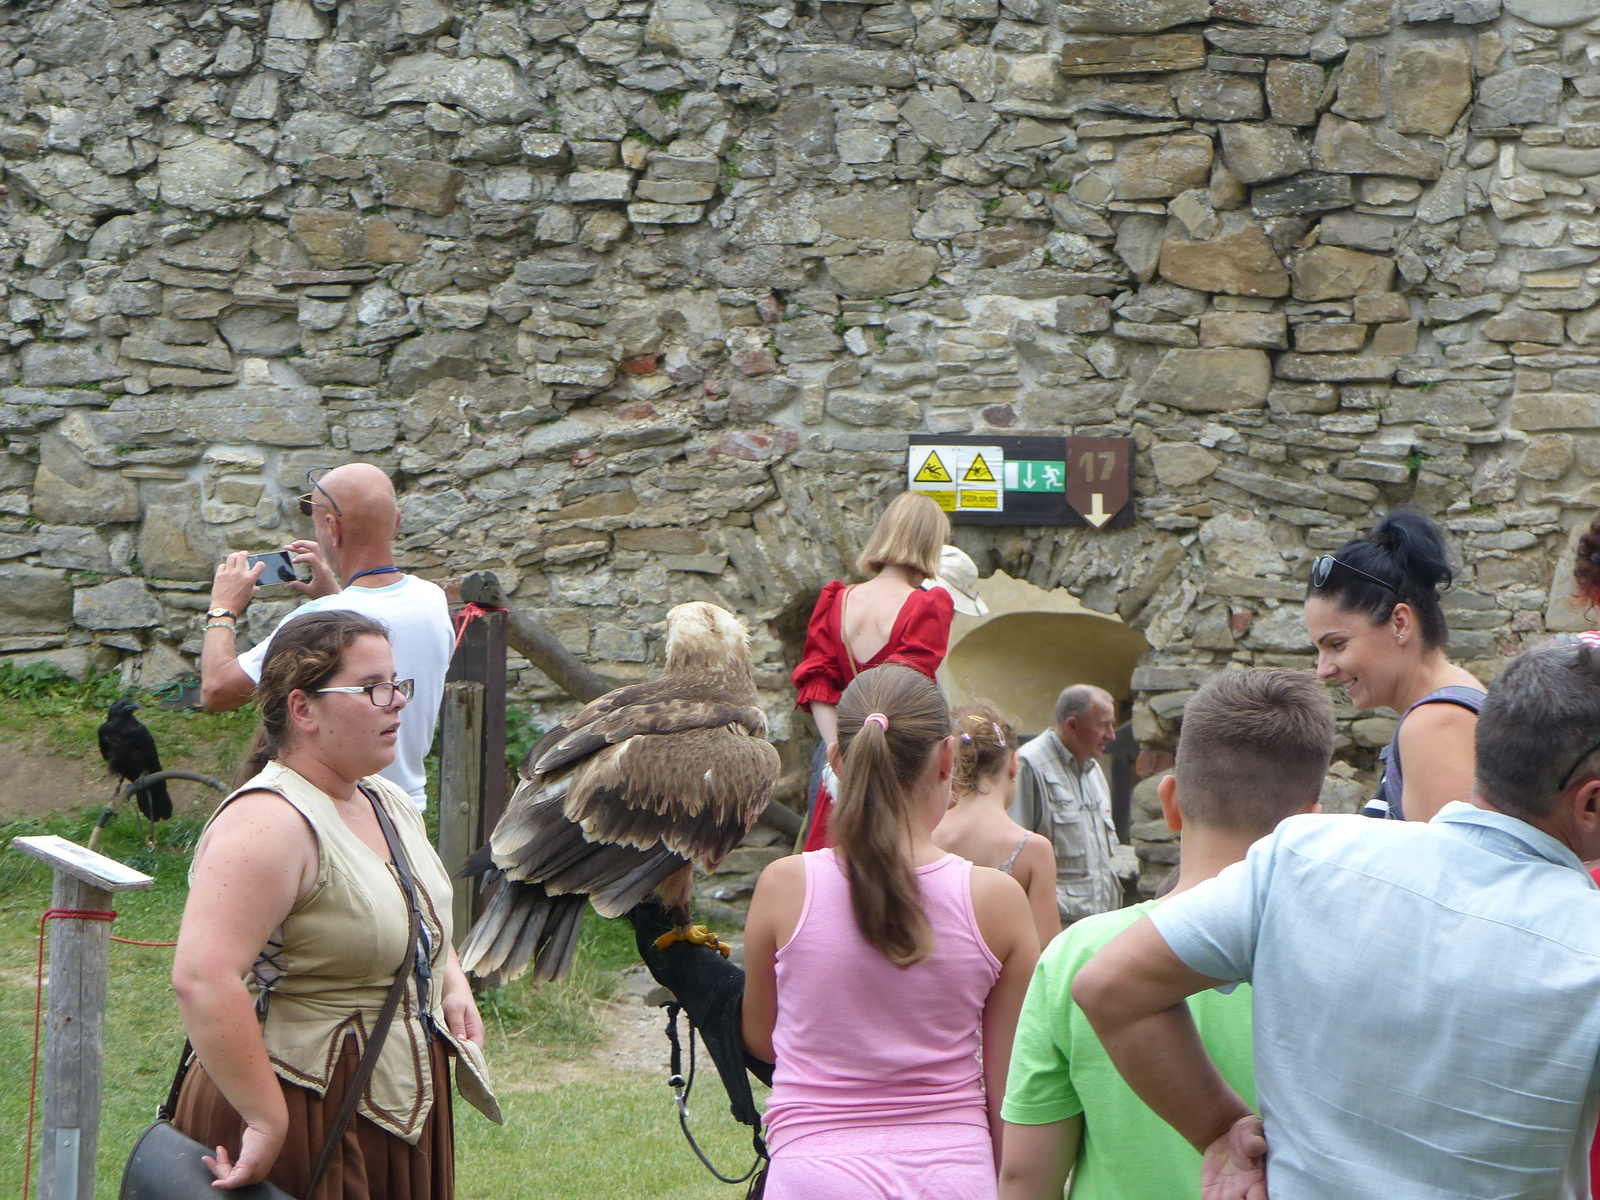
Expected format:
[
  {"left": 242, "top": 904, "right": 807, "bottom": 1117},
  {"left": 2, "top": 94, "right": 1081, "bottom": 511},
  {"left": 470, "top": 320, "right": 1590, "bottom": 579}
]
[{"left": 1309, "top": 554, "right": 1398, "bottom": 594}]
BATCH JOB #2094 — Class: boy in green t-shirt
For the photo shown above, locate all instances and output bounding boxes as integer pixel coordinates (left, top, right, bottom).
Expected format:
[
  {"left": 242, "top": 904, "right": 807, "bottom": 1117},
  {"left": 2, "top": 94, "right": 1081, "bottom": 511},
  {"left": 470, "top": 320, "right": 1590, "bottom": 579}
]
[{"left": 998, "top": 668, "right": 1334, "bottom": 1200}]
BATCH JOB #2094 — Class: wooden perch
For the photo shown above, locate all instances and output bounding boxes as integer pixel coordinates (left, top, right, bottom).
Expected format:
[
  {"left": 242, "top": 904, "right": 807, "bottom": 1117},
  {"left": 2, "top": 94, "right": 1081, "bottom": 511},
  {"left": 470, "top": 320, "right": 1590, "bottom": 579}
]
[{"left": 460, "top": 572, "right": 611, "bottom": 704}]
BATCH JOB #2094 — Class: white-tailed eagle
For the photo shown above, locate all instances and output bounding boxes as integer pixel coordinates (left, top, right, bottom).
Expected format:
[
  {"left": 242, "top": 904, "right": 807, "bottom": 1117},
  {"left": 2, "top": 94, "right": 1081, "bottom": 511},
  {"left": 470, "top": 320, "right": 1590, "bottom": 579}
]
[{"left": 460, "top": 601, "right": 781, "bottom": 984}]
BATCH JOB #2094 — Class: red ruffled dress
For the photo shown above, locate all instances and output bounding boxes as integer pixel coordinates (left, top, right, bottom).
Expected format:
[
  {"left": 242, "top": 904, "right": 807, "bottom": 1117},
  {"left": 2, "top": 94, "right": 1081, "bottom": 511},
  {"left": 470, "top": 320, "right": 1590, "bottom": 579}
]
[{"left": 791, "top": 581, "right": 955, "bottom": 850}]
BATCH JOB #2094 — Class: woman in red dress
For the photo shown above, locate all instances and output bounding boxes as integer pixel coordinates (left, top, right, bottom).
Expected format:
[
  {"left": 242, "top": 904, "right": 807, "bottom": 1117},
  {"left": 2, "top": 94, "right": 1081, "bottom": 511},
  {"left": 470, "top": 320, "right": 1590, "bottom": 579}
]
[{"left": 792, "top": 492, "right": 957, "bottom": 849}]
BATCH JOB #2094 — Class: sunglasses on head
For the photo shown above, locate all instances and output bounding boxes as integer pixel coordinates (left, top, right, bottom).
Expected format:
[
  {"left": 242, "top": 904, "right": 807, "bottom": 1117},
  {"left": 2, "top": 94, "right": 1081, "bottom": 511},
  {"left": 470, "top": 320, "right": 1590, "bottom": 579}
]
[
  {"left": 1309, "top": 554, "right": 1398, "bottom": 594},
  {"left": 297, "top": 467, "right": 342, "bottom": 519}
]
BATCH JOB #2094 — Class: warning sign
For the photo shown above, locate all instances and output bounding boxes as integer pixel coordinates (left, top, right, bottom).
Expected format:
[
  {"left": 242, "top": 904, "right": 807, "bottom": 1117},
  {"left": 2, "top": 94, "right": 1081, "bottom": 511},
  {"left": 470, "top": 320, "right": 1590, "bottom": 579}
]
[
  {"left": 909, "top": 445, "right": 1005, "bottom": 513},
  {"left": 908, "top": 435, "right": 1135, "bottom": 527},
  {"left": 913, "top": 449, "right": 953, "bottom": 484},
  {"left": 962, "top": 453, "right": 997, "bottom": 484}
]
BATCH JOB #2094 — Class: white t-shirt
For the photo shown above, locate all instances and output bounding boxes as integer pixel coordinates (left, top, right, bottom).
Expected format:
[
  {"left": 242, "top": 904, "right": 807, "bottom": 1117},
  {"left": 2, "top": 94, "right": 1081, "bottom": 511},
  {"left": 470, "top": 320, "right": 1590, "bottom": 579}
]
[{"left": 237, "top": 575, "right": 452, "bottom": 810}]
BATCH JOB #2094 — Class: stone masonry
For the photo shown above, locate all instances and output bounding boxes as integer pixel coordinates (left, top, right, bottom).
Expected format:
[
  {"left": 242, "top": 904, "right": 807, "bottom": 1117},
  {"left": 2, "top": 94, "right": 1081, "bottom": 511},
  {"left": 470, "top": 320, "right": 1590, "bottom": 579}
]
[{"left": 1, "top": 0, "right": 1599, "bottom": 899}]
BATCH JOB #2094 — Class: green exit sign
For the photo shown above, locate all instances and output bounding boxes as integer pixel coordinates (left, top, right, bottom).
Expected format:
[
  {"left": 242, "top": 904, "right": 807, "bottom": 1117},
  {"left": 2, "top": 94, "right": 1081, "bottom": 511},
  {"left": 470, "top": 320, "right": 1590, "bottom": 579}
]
[{"left": 1004, "top": 460, "right": 1065, "bottom": 492}]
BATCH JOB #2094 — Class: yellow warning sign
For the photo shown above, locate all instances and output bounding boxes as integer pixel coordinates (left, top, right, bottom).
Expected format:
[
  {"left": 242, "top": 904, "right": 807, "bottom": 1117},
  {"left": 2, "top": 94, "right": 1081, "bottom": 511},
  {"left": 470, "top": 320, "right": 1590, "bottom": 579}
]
[
  {"left": 922, "top": 489, "right": 957, "bottom": 512},
  {"left": 962, "top": 453, "right": 996, "bottom": 484},
  {"left": 959, "top": 489, "right": 999, "bottom": 509},
  {"left": 913, "top": 451, "right": 953, "bottom": 484}
]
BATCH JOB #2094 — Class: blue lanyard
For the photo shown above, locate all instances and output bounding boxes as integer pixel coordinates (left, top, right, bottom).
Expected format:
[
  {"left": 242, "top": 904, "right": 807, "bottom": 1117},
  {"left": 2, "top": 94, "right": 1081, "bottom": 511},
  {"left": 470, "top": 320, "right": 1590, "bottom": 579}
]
[{"left": 346, "top": 566, "right": 400, "bottom": 586}]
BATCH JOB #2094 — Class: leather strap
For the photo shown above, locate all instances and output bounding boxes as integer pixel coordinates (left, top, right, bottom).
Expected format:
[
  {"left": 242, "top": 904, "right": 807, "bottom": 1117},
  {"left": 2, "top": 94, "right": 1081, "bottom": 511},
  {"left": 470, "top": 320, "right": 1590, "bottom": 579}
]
[{"left": 303, "top": 788, "right": 423, "bottom": 1200}]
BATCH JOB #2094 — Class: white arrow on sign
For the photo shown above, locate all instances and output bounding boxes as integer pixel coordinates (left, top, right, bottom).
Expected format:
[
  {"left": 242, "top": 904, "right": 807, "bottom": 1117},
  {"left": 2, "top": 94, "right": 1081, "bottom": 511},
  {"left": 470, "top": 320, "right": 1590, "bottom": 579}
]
[{"left": 1084, "top": 493, "right": 1112, "bottom": 528}]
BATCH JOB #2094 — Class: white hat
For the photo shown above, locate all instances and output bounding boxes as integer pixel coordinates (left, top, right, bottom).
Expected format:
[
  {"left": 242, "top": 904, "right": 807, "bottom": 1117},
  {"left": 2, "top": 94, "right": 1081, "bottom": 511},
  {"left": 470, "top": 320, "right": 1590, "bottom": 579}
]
[{"left": 924, "top": 544, "right": 989, "bottom": 617}]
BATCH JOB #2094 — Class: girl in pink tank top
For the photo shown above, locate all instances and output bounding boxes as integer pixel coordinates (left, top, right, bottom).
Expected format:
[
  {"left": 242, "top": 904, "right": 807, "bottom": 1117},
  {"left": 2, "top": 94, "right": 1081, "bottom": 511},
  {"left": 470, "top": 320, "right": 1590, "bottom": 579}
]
[{"left": 743, "top": 664, "right": 1039, "bottom": 1200}]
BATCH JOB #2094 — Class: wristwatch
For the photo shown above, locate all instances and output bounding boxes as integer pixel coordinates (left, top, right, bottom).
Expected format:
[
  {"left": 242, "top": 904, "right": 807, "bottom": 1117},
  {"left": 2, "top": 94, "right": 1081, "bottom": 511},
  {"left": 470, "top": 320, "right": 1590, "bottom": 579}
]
[{"left": 205, "top": 608, "right": 238, "bottom": 621}]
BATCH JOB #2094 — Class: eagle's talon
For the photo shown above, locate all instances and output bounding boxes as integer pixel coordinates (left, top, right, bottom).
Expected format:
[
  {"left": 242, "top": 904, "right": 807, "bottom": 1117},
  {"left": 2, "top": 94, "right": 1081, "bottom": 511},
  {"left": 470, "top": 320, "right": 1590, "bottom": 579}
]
[{"left": 655, "top": 923, "right": 733, "bottom": 957}]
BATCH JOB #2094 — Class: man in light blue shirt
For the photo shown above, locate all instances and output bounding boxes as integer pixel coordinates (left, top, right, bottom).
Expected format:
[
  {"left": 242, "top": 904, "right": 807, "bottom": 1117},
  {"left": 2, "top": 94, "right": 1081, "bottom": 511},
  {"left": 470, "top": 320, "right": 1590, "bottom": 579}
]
[{"left": 1074, "top": 642, "right": 1600, "bottom": 1200}]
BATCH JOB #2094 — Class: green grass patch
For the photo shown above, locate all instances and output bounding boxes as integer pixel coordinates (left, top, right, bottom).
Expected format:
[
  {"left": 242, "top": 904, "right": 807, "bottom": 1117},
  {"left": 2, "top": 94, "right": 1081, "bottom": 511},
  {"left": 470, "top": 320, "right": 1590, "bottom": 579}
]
[
  {"left": 0, "top": 663, "right": 258, "bottom": 772},
  {"left": 1, "top": 802, "right": 755, "bottom": 1199}
]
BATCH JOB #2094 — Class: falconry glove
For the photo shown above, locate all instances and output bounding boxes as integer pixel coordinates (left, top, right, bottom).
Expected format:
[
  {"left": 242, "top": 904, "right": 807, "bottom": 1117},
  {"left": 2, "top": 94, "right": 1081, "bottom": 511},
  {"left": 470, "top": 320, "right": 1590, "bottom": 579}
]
[{"left": 627, "top": 897, "right": 774, "bottom": 1129}]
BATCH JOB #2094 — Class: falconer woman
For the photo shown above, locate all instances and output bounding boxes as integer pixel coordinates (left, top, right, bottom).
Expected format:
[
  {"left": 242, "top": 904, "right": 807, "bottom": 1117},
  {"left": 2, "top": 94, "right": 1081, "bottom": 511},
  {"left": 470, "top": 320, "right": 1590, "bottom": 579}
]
[{"left": 171, "top": 611, "right": 498, "bottom": 1199}]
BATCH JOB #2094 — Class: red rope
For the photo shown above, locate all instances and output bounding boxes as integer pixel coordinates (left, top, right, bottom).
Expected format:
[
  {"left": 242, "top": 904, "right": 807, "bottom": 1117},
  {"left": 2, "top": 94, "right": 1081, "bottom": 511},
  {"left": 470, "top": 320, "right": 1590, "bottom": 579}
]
[
  {"left": 23, "top": 908, "right": 176, "bottom": 1200},
  {"left": 451, "top": 600, "right": 503, "bottom": 655}
]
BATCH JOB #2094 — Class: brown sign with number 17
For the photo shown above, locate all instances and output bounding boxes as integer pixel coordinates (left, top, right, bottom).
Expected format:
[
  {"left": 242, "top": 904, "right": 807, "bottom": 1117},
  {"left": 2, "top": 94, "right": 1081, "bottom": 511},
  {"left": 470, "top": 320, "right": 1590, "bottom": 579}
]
[{"left": 1065, "top": 437, "right": 1132, "bottom": 529}]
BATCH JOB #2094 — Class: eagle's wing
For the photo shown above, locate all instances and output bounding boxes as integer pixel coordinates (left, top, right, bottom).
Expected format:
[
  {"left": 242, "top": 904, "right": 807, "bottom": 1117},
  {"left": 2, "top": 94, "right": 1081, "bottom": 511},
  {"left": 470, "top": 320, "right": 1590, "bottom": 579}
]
[
  {"left": 526, "top": 674, "right": 768, "bottom": 779},
  {"left": 560, "top": 724, "right": 781, "bottom": 870}
]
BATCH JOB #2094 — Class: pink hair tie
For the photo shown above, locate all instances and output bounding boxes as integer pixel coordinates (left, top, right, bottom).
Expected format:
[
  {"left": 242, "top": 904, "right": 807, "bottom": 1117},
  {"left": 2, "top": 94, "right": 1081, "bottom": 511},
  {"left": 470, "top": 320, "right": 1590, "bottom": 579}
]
[{"left": 863, "top": 713, "right": 889, "bottom": 731}]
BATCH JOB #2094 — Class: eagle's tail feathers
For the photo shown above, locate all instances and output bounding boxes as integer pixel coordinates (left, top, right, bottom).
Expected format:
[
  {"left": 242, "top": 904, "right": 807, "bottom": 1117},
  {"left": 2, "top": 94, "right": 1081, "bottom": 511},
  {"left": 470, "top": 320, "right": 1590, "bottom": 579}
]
[
  {"left": 533, "top": 897, "right": 585, "bottom": 982},
  {"left": 459, "top": 878, "right": 590, "bottom": 985}
]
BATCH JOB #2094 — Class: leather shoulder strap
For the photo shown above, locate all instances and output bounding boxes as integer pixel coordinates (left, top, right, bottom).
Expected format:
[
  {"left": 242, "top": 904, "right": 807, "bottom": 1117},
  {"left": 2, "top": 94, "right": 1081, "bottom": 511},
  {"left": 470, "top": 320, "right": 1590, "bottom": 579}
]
[{"left": 303, "top": 789, "right": 421, "bottom": 1200}]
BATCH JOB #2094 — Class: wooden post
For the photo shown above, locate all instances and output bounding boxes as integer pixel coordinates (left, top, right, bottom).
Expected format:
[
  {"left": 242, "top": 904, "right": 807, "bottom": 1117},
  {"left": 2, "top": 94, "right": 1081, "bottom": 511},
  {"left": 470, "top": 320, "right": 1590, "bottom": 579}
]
[
  {"left": 446, "top": 605, "right": 508, "bottom": 839},
  {"left": 437, "top": 681, "right": 485, "bottom": 946},
  {"left": 10, "top": 836, "right": 154, "bottom": 1200}
]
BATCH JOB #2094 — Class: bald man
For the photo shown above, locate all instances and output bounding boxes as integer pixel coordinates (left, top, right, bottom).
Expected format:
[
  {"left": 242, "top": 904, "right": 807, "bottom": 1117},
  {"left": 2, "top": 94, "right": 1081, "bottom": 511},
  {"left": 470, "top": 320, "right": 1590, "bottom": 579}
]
[
  {"left": 1010, "top": 685, "right": 1123, "bottom": 925},
  {"left": 200, "top": 464, "right": 452, "bottom": 810}
]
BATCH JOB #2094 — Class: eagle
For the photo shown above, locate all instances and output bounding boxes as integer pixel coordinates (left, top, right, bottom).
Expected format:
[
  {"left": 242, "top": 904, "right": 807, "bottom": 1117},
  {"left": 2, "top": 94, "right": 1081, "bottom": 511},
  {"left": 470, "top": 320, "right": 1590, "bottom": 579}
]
[{"left": 460, "top": 601, "right": 781, "bottom": 985}]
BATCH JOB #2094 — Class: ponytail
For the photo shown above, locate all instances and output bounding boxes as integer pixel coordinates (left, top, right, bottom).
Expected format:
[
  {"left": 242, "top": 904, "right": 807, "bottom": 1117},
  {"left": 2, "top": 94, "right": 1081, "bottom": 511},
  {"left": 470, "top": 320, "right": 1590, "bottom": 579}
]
[{"left": 832, "top": 664, "right": 952, "bottom": 968}]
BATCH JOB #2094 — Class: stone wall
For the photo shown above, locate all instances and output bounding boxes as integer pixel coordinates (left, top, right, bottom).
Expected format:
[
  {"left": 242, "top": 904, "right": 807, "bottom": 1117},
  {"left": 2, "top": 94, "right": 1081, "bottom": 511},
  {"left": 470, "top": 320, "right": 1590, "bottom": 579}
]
[{"left": 1, "top": 0, "right": 1597, "bottom": 894}]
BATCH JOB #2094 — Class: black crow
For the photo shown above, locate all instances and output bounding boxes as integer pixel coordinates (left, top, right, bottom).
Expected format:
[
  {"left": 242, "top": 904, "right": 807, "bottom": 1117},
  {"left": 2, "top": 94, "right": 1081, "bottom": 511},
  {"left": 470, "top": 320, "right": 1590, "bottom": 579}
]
[{"left": 97, "top": 698, "right": 172, "bottom": 821}]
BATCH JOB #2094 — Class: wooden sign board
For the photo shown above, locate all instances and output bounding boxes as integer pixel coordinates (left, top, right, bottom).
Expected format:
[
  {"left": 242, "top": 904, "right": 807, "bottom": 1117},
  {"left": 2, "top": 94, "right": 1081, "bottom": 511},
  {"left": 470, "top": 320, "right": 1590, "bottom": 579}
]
[
  {"left": 1065, "top": 437, "right": 1133, "bottom": 529},
  {"left": 908, "top": 435, "right": 1134, "bottom": 527}
]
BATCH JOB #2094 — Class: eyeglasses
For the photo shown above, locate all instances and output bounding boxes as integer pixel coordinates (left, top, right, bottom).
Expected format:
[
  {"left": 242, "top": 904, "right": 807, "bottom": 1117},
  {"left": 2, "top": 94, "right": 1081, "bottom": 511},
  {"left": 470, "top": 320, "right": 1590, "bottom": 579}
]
[
  {"left": 1310, "top": 554, "right": 1398, "bottom": 594},
  {"left": 1557, "top": 735, "right": 1600, "bottom": 791},
  {"left": 297, "top": 468, "right": 342, "bottom": 519},
  {"left": 315, "top": 679, "right": 414, "bottom": 708}
]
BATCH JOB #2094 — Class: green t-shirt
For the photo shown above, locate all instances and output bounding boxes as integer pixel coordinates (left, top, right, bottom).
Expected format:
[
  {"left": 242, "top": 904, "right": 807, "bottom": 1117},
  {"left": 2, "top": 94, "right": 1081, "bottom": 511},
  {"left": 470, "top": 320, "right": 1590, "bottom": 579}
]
[{"left": 1001, "top": 900, "right": 1255, "bottom": 1200}]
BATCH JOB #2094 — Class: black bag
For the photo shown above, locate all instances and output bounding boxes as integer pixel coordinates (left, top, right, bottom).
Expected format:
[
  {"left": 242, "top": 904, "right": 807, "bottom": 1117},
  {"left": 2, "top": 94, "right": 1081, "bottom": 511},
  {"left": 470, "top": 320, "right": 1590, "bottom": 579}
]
[{"left": 122, "top": 790, "right": 425, "bottom": 1200}]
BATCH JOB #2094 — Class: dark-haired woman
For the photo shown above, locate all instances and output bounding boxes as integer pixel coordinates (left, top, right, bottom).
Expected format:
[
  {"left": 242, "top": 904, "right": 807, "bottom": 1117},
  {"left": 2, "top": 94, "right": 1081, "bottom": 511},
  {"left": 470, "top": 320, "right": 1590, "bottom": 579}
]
[
  {"left": 1304, "top": 510, "right": 1485, "bottom": 823},
  {"left": 171, "top": 611, "right": 498, "bottom": 1198},
  {"left": 743, "top": 665, "right": 1039, "bottom": 1199}
]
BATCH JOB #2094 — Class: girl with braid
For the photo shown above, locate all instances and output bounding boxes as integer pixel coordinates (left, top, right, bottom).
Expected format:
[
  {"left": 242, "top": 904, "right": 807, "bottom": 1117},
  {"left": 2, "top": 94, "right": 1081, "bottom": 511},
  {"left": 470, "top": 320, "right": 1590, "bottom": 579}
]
[{"left": 936, "top": 703, "right": 1060, "bottom": 950}]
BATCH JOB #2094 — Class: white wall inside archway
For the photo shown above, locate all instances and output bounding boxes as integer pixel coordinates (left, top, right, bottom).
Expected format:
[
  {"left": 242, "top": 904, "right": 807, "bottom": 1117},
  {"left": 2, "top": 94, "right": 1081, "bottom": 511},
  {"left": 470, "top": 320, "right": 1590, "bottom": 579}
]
[{"left": 938, "top": 571, "right": 1151, "bottom": 737}]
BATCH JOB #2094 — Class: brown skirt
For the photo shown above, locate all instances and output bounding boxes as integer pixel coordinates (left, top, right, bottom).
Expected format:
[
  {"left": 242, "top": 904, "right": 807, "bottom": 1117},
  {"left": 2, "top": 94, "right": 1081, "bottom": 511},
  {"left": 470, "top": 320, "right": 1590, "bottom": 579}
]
[{"left": 173, "top": 1033, "right": 455, "bottom": 1200}]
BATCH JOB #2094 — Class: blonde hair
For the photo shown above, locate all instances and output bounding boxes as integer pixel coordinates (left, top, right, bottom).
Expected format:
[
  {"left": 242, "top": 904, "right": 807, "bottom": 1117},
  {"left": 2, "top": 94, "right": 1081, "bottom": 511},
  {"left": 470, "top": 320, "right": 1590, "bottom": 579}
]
[
  {"left": 833, "top": 664, "right": 952, "bottom": 968},
  {"left": 952, "top": 702, "right": 1015, "bottom": 793},
  {"left": 856, "top": 492, "right": 948, "bottom": 580}
]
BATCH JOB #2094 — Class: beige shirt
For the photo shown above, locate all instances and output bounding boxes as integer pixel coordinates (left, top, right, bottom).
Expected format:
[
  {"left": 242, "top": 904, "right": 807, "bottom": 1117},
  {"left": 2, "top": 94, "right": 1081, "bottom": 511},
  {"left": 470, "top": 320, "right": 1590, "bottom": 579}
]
[
  {"left": 200, "top": 762, "right": 499, "bottom": 1143},
  {"left": 1009, "top": 730, "right": 1122, "bottom": 923}
]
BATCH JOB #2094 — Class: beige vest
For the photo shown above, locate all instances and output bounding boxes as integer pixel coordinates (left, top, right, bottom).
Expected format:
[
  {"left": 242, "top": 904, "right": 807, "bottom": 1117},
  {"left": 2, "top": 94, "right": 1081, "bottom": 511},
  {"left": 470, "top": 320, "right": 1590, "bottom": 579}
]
[{"left": 202, "top": 763, "right": 500, "bottom": 1142}]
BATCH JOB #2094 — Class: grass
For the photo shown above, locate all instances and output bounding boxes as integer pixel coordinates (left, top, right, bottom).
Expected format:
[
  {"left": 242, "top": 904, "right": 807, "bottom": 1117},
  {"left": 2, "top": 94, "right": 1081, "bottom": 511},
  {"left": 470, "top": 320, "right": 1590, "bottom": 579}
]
[
  {"left": 0, "top": 805, "right": 761, "bottom": 1199},
  {"left": 0, "top": 662, "right": 259, "bottom": 770},
  {"left": 0, "top": 668, "right": 762, "bottom": 1198}
]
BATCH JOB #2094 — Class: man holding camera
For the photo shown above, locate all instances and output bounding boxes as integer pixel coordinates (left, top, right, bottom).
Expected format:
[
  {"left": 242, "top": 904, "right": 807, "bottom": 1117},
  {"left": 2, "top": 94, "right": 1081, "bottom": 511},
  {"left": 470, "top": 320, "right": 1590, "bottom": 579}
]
[{"left": 200, "top": 463, "right": 452, "bottom": 812}]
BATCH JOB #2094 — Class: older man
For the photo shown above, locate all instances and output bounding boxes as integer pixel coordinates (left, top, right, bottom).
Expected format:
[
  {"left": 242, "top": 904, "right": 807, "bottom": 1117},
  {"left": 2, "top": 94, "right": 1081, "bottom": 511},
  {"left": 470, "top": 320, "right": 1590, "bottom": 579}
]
[
  {"left": 200, "top": 463, "right": 452, "bottom": 811},
  {"left": 1010, "top": 684, "right": 1123, "bottom": 925},
  {"left": 1075, "top": 642, "right": 1600, "bottom": 1200}
]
